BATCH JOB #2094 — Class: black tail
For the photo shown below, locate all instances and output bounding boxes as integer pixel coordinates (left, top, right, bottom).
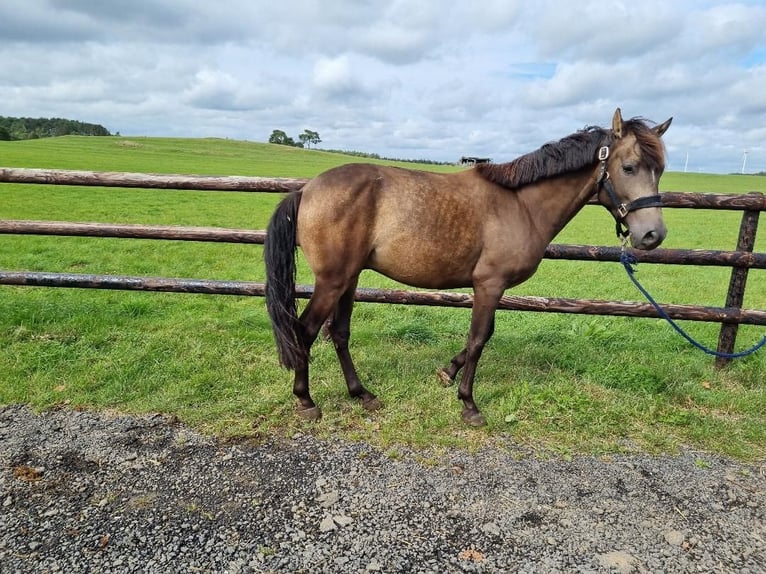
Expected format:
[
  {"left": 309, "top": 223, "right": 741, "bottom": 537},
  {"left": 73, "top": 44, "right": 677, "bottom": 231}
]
[{"left": 264, "top": 191, "right": 305, "bottom": 370}]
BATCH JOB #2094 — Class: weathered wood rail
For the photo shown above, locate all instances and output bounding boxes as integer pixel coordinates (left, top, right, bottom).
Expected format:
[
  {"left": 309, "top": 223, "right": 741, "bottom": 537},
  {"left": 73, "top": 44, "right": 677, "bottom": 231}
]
[
  {"left": 0, "top": 167, "right": 307, "bottom": 192},
  {"left": 1, "top": 167, "right": 763, "bottom": 365},
  {"left": 0, "top": 220, "right": 763, "bottom": 269}
]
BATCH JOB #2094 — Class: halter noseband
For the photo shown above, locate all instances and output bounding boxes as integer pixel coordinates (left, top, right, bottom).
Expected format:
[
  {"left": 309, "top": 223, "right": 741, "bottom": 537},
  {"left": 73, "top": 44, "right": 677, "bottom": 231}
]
[{"left": 596, "top": 145, "right": 663, "bottom": 239}]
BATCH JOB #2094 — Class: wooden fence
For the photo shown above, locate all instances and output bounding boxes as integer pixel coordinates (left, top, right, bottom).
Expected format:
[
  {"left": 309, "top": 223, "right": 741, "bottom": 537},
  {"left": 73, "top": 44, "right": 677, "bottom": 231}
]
[{"left": 1, "top": 167, "right": 764, "bottom": 367}]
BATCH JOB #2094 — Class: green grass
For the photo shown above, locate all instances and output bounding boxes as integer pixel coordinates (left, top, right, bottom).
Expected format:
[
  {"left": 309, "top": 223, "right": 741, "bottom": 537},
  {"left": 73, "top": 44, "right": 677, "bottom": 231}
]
[
  {"left": 0, "top": 135, "right": 460, "bottom": 177},
  {"left": 1, "top": 136, "right": 764, "bottom": 460}
]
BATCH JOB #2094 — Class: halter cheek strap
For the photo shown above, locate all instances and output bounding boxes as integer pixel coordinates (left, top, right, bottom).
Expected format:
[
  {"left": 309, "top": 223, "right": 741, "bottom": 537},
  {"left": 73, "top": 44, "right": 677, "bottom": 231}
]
[{"left": 596, "top": 145, "right": 663, "bottom": 239}]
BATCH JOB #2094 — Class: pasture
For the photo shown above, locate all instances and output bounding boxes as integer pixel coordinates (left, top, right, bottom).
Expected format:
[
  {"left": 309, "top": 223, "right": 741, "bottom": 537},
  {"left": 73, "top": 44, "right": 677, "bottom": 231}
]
[{"left": 0, "top": 136, "right": 764, "bottom": 459}]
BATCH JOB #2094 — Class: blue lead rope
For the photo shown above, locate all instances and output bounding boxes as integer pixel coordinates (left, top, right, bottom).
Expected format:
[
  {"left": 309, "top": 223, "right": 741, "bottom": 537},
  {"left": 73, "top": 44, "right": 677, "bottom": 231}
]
[{"left": 619, "top": 251, "right": 766, "bottom": 359}]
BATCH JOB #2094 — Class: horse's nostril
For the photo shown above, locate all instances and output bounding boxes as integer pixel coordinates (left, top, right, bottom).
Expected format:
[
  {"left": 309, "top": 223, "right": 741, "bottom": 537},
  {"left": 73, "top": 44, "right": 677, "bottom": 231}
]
[{"left": 640, "top": 229, "right": 663, "bottom": 249}]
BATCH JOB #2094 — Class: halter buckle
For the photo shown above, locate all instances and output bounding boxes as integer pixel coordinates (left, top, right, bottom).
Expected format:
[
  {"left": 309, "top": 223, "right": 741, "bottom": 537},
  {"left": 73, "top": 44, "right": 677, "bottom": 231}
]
[
  {"left": 598, "top": 146, "right": 609, "bottom": 161},
  {"left": 617, "top": 204, "right": 629, "bottom": 219}
]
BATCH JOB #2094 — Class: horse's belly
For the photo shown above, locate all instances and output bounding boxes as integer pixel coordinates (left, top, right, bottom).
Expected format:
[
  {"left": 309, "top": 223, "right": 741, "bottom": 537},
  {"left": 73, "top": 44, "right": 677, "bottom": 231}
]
[{"left": 367, "top": 242, "right": 476, "bottom": 289}]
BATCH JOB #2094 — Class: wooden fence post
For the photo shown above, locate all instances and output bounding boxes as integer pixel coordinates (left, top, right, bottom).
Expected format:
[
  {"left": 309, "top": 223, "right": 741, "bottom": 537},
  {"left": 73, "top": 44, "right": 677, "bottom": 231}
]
[{"left": 716, "top": 209, "right": 760, "bottom": 367}]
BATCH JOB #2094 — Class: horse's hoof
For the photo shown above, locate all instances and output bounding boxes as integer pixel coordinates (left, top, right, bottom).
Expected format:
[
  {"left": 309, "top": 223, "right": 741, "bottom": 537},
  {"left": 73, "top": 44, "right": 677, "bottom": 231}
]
[
  {"left": 362, "top": 397, "right": 382, "bottom": 412},
  {"left": 461, "top": 409, "right": 487, "bottom": 427},
  {"left": 437, "top": 368, "right": 454, "bottom": 387},
  {"left": 297, "top": 405, "right": 322, "bottom": 421}
]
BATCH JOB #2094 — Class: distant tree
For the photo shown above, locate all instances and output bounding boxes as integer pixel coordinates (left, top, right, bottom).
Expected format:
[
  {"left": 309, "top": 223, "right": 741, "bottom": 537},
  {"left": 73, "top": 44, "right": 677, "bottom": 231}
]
[
  {"left": 268, "top": 129, "right": 296, "bottom": 146},
  {"left": 298, "top": 129, "right": 321, "bottom": 148},
  {"left": 10, "top": 118, "right": 27, "bottom": 140},
  {"left": 0, "top": 126, "right": 10, "bottom": 141},
  {"left": 270, "top": 128, "right": 321, "bottom": 149}
]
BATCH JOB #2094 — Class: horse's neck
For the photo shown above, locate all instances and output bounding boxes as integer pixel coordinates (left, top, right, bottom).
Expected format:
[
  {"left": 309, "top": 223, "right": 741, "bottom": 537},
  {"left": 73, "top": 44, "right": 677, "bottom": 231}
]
[{"left": 517, "top": 167, "right": 598, "bottom": 242}]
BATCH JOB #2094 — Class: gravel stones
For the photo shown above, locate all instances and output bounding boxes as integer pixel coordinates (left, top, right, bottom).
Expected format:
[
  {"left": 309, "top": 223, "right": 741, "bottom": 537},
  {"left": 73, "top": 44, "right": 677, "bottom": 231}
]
[{"left": 0, "top": 404, "right": 764, "bottom": 573}]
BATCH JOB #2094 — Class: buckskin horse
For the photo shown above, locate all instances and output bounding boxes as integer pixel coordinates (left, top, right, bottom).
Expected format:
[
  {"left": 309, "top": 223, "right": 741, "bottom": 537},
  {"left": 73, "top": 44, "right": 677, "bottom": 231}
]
[{"left": 264, "top": 108, "right": 672, "bottom": 426}]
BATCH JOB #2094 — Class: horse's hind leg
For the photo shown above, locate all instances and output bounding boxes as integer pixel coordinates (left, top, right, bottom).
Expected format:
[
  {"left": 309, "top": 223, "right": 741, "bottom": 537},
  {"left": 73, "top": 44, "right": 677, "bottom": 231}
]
[
  {"left": 328, "top": 281, "right": 381, "bottom": 411},
  {"left": 292, "top": 278, "right": 347, "bottom": 420}
]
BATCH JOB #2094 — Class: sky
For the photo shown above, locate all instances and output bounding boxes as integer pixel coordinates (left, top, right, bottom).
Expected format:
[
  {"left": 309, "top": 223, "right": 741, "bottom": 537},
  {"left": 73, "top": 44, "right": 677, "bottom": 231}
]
[{"left": 1, "top": 0, "right": 765, "bottom": 174}]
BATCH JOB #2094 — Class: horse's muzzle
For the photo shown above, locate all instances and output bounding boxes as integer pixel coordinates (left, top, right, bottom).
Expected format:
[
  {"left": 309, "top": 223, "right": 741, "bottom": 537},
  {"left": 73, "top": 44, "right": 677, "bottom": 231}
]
[{"left": 632, "top": 225, "right": 666, "bottom": 250}]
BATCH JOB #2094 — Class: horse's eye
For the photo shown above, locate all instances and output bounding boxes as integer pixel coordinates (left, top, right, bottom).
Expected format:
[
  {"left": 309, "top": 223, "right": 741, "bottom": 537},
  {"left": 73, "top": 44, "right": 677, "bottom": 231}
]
[{"left": 622, "top": 164, "right": 636, "bottom": 175}]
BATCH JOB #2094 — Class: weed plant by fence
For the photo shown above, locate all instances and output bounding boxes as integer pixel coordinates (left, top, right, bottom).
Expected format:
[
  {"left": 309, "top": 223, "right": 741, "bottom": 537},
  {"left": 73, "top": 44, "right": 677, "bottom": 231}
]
[{"left": 0, "top": 167, "right": 764, "bottom": 367}]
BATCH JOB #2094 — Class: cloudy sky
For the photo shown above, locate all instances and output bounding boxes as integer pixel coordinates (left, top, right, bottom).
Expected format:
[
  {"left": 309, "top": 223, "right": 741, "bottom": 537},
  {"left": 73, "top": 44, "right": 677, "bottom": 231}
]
[{"left": 1, "top": 0, "right": 765, "bottom": 173}]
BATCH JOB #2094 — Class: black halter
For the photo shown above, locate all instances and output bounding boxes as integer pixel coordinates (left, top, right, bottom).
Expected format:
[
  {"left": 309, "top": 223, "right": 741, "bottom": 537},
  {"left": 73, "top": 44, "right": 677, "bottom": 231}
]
[{"left": 595, "top": 145, "right": 663, "bottom": 239}]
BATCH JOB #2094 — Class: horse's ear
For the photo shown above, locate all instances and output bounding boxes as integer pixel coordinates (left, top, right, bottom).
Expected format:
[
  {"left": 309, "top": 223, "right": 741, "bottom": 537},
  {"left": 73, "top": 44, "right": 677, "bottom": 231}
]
[
  {"left": 653, "top": 117, "right": 672, "bottom": 137},
  {"left": 612, "top": 108, "right": 624, "bottom": 139}
]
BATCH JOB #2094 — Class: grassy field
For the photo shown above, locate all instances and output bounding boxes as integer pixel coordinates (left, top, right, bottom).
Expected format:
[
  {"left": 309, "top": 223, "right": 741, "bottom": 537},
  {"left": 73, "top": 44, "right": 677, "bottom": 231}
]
[{"left": 1, "top": 136, "right": 764, "bottom": 459}]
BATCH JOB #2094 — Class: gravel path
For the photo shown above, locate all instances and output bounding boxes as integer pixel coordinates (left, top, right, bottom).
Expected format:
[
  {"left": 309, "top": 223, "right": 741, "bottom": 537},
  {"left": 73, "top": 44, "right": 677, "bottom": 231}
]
[{"left": 0, "top": 404, "right": 763, "bottom": 573}]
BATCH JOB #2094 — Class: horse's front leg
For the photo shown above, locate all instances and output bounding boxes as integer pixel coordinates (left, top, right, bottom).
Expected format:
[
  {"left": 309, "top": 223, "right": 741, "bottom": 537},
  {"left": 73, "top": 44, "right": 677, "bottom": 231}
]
[
  {"left": 437, "top": 316, "right": 494, "bottom": 386},
  {"left": 455, "top": 283, "right": 503, "bottom": 426},
  {"left": 437, "top": 349, "right": 466, "bottom": 386}
]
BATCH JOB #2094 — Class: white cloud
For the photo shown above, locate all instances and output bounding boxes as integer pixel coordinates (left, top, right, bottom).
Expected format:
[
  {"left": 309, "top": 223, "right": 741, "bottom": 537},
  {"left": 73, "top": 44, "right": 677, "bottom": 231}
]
[
  {"left": 694, "top": 3, "right": 766, "bottom": 52},
  {"left": 184, "top": 69, "right": 251, "bottom": 111},
  {"left": 312, "top": 56, "right": 356, "bottom": 95},
  {"left": 534, "top": 0, "right": 682, "bottom": 63}
]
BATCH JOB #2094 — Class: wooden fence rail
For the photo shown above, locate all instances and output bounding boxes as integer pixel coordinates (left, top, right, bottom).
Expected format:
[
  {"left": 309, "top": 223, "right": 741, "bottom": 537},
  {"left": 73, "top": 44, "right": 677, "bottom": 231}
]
[
  {"left": 0, "top": 220, "right": 764, "bottom": 269},
  {"left": 0, "top": 167, "right": 307, "bottom": 193},
  {"left": 1, "top": 167, "right": 764, "bottom": 366},
  {"left": 0, "top": 270, "right": 765, "bottom": 326},
  {"left": 2, "top": 166, "right": 765, "bottom": 209}
]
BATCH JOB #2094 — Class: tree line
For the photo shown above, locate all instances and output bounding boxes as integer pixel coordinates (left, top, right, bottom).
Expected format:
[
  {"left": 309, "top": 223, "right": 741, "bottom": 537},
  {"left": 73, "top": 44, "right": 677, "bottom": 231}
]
[
  {"left": 268, "top": 129, "right": 321, "bottom": 148},
  {"left": 0, "top": 116, "right": 111, "bottom": 141}
]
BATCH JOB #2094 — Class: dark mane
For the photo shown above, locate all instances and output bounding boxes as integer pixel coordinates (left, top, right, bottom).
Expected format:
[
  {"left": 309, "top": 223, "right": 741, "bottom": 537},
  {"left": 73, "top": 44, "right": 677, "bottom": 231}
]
[{"left": 475, "top": 118, "right": 665, "bottom": 190}]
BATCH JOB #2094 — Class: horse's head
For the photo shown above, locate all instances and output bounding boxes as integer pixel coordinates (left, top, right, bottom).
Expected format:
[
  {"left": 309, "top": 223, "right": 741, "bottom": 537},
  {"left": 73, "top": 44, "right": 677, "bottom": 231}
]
[{"left": 598, "top": 108, "right": 672, "bottom": 250}]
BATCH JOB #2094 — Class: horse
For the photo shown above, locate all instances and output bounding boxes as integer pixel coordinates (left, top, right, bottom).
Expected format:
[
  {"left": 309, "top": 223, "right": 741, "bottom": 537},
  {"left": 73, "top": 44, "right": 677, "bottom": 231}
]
[{"left": 264, "top": 108, "right": 672, "bottom": 426}]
